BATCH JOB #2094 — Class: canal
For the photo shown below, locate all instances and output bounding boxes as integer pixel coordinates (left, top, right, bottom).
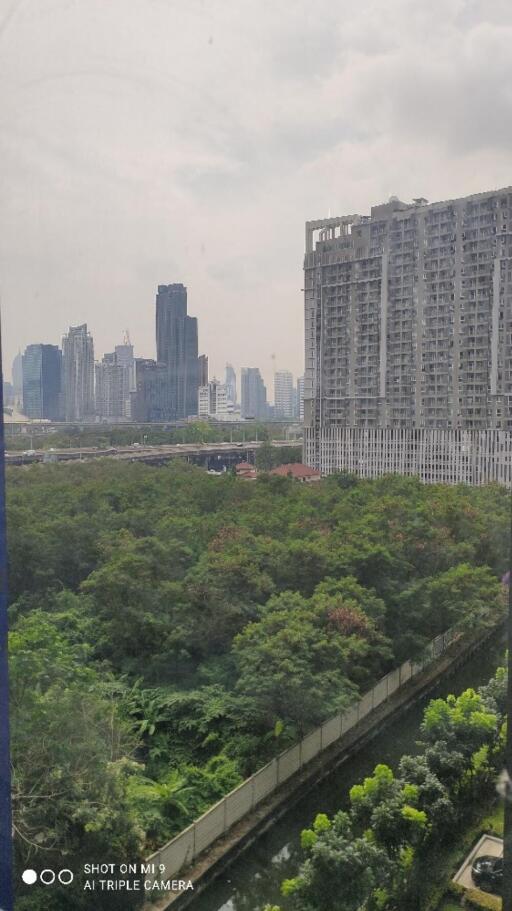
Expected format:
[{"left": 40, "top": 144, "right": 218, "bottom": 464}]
[{"left": 189, "top": 634, "right": 506, "bottom": 911}]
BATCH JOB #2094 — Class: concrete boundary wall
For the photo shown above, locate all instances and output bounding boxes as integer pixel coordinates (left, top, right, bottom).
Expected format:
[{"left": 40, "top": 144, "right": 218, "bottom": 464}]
[
  {"left": 225, "top": 781, "right": 254, "bottom": 829},
  {"left": 147, "top": 627, "right": 458, "bottom": 879},
  {"left": 278, "top": 744, "right": 301, "bottom": 784}
]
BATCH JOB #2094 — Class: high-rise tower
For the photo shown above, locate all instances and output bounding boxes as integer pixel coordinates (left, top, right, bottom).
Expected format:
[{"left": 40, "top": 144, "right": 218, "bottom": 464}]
[
  {"left": 61, "top": 324, "right": 95, "bottom": 421},
  {"left": 22, "top": 344, "right": 62, "bottom": 420},
  {"left": 304, "top": 188, "right": 512, "bottom": 485},
  {"left": 156, "top": 284, "right": 199, "bottom": 419}
]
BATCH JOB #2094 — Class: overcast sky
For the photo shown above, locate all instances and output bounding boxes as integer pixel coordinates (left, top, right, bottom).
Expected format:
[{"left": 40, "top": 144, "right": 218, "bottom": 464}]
[{"left": 1, "top": 0, "right": 511, "bottom": 394}]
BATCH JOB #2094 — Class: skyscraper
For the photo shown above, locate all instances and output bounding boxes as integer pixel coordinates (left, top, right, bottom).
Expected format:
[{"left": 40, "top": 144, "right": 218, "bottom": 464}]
[
  {"left": 241, "top": 367, "right": 267, "bottom": 420},
  {"left": 156, "top": 283, "right": 199, "bottom": 419},
  {"left": 131, "top": 359, "right": 171, "bottom": 422},
  {"left": 114, "top": 335, "right": 136, "bottom": 391},
  {"left": 304, "top": 188, "right": 512, "bottom": 484},
  {"left": 274, "top": 370, "right": 294, "bottom": 418},
  {"left": 198, "top": 355, "right": 209, "bottom": 387},
  {"left": 95, "top": 352, "right": 132, "bottom": 421},
  {"left": 225, "top": 363, "right": 237, "bottom": 405},
  {"left": 22, "top": 344, "right": 62, "bottom": 420},
  {"left": 61, "top": 324, "right": 95, "bottom": 421}
]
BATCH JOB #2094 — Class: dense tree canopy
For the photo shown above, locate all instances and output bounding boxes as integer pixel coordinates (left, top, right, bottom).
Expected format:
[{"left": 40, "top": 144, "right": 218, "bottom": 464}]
[
  {"left": 7, "top": 459, "right": 509, "bottom": 908},
  {"left": 276, "top": 667, "right": 507, "bottom": 911}
]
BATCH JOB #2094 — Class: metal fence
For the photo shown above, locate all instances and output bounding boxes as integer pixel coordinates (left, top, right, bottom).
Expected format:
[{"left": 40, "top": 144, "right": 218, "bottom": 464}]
[{"left": 147, "top": 628, "right": 457, "bottom": 878}]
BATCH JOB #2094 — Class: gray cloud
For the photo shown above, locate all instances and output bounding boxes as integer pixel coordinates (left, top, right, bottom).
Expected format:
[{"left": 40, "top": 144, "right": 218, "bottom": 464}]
[{"left": 0, "top": 0, "right": 511, "bottom": 393}]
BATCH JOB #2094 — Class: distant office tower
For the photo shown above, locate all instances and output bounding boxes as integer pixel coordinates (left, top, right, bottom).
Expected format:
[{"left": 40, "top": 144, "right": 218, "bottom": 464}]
[
  {"left": 304, "top": 188, "right": 512, "bottom": 484},
  {"left": 12, "top": 352, "right": 23, "bottom": 405},
  {"left": 198, "top": 355, "right": 209, "bottom": 387},
  {"left": 198, "top": 378, "right": 229, "bottom": 419},
  {"left": 156, "top": 283, "right": 199, "bottom": 419},
  {"left": 225, "top": 363, "right": 237, "bottom": 405},
  {"left": 297, "top": 376, "right": 305, "bottom": 422},
  {"left": 3, "top": 382, "right": 14, "bottom": 408},
  {"left": 61, "top": 324, "right": 95, "bottom": 421},
  {"left": 131, "top": 359, "right": 171, "bottom": 422},
  {"left": 114, "top": 334, "right": 136, "bottom": 391},
  {"left": 22, "top": 344, "right": 62, "bottom": 420},
  {"left": 95, "top": 352, "right": 132, "bottom": 421},
  {"left": 274, "top": 370, "right": 295, "bottom": 418},
  {"left": 241, "top": 367, "right": 267, "bottom": 420}
]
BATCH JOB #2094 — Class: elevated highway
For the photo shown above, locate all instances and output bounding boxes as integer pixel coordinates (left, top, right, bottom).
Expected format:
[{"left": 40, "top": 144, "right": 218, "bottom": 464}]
[{"left": 6, "top": 440, "right": 301, "bottom": 471}]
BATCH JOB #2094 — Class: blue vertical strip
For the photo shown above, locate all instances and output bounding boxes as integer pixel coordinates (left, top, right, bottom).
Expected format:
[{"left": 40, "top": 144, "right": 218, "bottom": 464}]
[{"left": 0, "top": 324, "right": 13, "bottom": 911}]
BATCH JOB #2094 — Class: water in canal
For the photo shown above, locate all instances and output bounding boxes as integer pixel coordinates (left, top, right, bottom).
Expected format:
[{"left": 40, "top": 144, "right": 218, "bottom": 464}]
[{"left": 190, "top": 635, "right": 506, "bottom": 911}]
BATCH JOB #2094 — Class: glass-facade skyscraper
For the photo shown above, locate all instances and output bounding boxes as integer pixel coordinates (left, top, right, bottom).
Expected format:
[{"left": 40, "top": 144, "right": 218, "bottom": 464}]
[
  {"left": 22, "top": 344, "right": 62, "bottom": 420},
  {"left": 156, "top": 283, "right": 199, "bottom": 420},
  {"left": 61, "top": 324, "right": 95, "bottom": 421},
  {"left": 241, "top": 367, "right": 267, "bottom": 420}
]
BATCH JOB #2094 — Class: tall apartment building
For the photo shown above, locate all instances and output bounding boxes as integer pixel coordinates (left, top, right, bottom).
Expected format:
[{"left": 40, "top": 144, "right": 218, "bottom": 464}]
[
  {"left": 297, "top": 375, "right": 305, "bottom": 422},
  {"left": 61, "top": 324, "right": 95, "bottom": 421},
  {"left": 131, "top": 359, "right": 171, "bottom": 422},
  {"left": 198, "top": 378, "right": 229, "bottom": 419},
  {"left": 225, "top": 363, "right": 237, "bottom": 405},
  {"left": 22, "top": 344, "right": 62, "bottom": 420},
  {"left": 95, "top": 352, "right": 132, "bottom": 421},
  {"left": 241, "top": 367, "right": 268, "bottom": 420},
  {"left": 274, "top": 370, "right": 295, "bottom": 418},
  {"left": 156, "top": 283, "right": 199, "bottom": 419},
  {"left": 304, "top": 188, "right": 512, "bottom": 485}
]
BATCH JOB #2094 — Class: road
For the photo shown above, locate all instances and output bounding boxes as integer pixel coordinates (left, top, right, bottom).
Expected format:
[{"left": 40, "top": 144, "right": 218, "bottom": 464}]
[{"left": 5, "top": 440, "right": 301, "bottom": 467}]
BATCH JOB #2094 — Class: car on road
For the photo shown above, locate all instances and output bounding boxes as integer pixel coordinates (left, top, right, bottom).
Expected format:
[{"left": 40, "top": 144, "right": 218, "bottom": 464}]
[{"left": 471, "top": 855, "right": 503, "bottom": 893}]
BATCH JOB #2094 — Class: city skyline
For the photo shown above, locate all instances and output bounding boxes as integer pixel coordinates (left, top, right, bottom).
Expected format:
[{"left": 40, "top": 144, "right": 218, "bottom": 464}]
[
  {"left": 2, "top": 1, "right": 511, "bottom": 393},
  {"left": 13, "top": 309, "right": 303, "bottom": 413}
]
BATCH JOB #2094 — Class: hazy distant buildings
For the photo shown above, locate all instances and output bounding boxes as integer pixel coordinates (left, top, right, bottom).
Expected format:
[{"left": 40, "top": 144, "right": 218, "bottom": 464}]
[
  {"left": 114, "top": 337, "right": 136, "bottom": 391},
  {"left": 297, "top": 376, "right": 305, "bottom": 422},
  {"left": 225, "top": 363, "right": 237, "bottom": 405},
  {"left": 22, "top": 344, "right": 62, "bottom": 420},
  {"left": 61, "top": 324, "right": 95, "bottom": 421},
  {"left": 304, "top": 188, "right": 512, "bottom": 485},
  {"left": 198, "top": 355, "right": 209, "bottom": 387},
  {"left": 131, "top": 359, "right": 171, "bottom": 422},
  {"left": 241, "top": 367, "right": 267, "bottom": 420},
  {"left": 12, "top": 352, "right": 23, "bottom": 406},
  {"left": 3, "top": 381, "right": 14, "bottom": 408},
  {"left": 274, "top": 370, "right": 295, "bottom": 418},
  {"left": 95, "top": 352, "right": 132, "bottom": 421},
  {"left": 156, "top": 283, "right": 199, "bottom": 419},
  {"left": 198, "top": 378, "right": 230, "bottom": 419}
]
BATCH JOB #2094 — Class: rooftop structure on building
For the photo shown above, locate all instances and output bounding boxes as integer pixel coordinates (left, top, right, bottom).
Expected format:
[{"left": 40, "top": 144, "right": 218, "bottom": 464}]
[{"left": 304, "top": 187, "right": 512, "bottom": 486}]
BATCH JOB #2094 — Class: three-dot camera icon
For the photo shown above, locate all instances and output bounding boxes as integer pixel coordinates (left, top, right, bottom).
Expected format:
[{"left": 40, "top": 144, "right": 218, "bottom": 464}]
[{"left": 22, "top": 869, "right": 74, "bottom": 886}]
